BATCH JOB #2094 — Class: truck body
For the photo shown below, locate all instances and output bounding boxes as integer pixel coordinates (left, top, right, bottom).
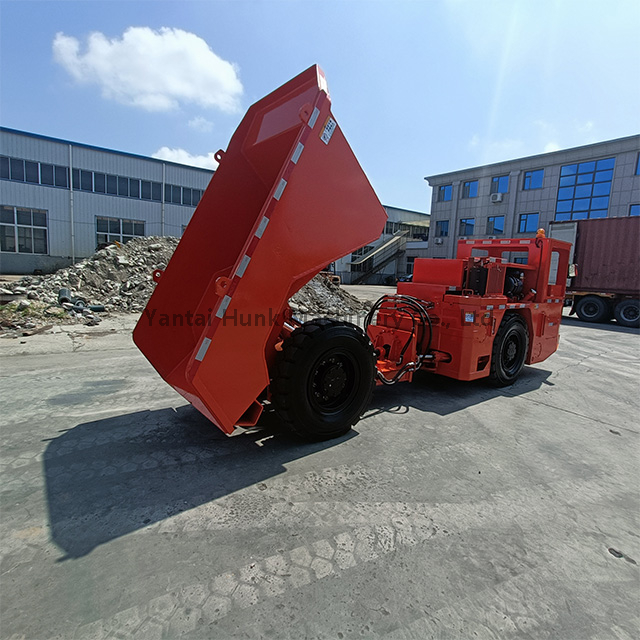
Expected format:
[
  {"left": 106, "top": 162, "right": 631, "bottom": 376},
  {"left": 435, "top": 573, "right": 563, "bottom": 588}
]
[
  {"left": 134, "top": 66, "right": 572, "bottom": 441},
  {"left": 549, "top": 217, "right": 640, "bottom": 327}
]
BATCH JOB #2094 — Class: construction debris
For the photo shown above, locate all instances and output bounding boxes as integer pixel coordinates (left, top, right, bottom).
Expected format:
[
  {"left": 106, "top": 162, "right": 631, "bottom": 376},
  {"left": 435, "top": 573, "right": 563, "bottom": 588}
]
[{"left": 1, "top": 237, "right": 366, "bottom": 335}]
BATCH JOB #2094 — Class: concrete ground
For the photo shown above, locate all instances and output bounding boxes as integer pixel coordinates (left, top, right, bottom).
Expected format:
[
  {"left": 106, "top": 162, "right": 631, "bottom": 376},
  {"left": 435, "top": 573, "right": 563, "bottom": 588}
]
[{"left": 1, "top": 302, "right": 639, "bottom": 639}]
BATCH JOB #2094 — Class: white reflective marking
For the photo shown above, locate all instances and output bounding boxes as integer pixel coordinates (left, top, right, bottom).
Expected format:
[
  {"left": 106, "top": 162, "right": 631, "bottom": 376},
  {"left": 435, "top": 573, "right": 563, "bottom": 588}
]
[
  {"left": 486, "top": 305, "right": 494, "bottom": 310},
  {"left": 500, "top": 240, "right": 510, "bottom": 244},
  {"left": 482, "top": 240, "right": 492, "bottom": 244},
  {"left": 292, "top": 142, "right": 304, "bottom": 164},
  {"left": 520, "top": 240, "right": 531, "bottom": 244},
  {"left": 274, "top": 179, "right": 287, "bottom": 200},
  {"left": 255, "top": 216, "right": 269, "bottom": 238},
  {"left": 308, "top": 107, "right": 320, "bottom": 128},
  {"left": 499, "top": 305, "right": 506, "bottom": 309},
  {"left": 235, "top": 255, "right": 251, "bottom": 278},
  {"left": 215, "top": 295, "right": 232, "bottom": 319},
  {"left": 194, "top": 337, "right": 211, "bottom": 362}
]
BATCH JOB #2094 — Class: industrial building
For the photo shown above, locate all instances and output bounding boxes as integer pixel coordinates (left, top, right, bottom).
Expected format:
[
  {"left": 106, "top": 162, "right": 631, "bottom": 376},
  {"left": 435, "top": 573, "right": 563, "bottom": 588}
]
[
  {"left": 424, "top": 134, "right": 640, "bottom": 259},
  {"left": 332, "top": 205, "right": 430, "bottom": 284},
  {"left": 0, "top": 127, "right": 213, "bottom": 274}
]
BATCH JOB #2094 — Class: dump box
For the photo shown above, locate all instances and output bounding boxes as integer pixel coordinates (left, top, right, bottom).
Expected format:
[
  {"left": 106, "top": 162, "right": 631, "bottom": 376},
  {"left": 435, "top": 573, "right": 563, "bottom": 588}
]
[{"left": 133, "top": 66, "right": 387, "bottom": 434}]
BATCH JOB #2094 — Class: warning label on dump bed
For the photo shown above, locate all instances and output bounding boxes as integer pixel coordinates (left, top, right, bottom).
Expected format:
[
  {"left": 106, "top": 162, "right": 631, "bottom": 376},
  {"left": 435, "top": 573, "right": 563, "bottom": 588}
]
[{"left": 320, "top": 117, "right": 337, "bottom": 145}]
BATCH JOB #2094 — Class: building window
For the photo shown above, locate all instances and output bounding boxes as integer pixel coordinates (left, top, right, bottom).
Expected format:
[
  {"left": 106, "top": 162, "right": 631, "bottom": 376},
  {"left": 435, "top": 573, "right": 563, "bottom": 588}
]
[
  {"left": 490, "top": 175, "right": 509, "bottom": 194},
  {"left": 10, "top": 158, "right": 25, "bottom": 181},
  {"left": 487, "top": 216, "right": 504, "bottom": 235},
  {"left": 555, "top": 157, "right": 615, "bottom": 221},
  {"left": 459, "top": 218, "right": 475, "bottom": 236},
  {"left": 96, "top": 216, "right": 145, "bottom": 247},
  {"left": 523, "top": 169, "right": 544, "bottom": 190},
  {"left": 0, "top": 155, "right": 203, "bottom": 207},
  {"left": 0, "top": 205, "right": 48, "bottom": 254},
  {"left": 406, "top": 256, "right": 415, "bottom": 275},
  {"left": 462, "top": 180, "right": 478, "bottom": 198},
  {"left": 55, "top": 166, "right": 68, "bottom": 188},
  {"left": 81, "top": 170, "right": 93, "bottom": 191},
  {"left": 630, "top": 204, "right": 640, "bottom": 217},
  {"left": 518, "top": 212, "right": 539, "bottom": 233},
  {"left": 94, "top": 173, "right": 106, "bottom": 193},
  {"left": 435, "top": 220, "right": 449, "bottom": 237},
  {"left": 25, "top": 161, "right": 39, "bottom": 184},
  {"left": 636, "top": 154, "right": 640, "bottom": 176},
  {"left": 40, "top": 164, "right": 54, "bottom": 186},
  {"left": 437, "top": 185, "right": 452, "bottom": 202}
]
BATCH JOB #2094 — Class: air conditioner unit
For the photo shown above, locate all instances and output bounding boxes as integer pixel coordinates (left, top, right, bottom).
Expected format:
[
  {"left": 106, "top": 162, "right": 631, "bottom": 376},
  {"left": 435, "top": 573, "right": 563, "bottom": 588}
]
[
  {"left": 434, "top": 238, "right": 444, "bottom": 245},
  {"left": 490, "top": 193, "right": 503, "bottom": 203}
]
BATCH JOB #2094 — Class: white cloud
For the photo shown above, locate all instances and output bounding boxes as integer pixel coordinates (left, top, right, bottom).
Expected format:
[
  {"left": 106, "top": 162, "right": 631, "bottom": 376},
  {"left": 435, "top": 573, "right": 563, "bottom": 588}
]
[
  {"left": 188, "top": 116, "right": 214, "bottom": 133},
  {"left": 544, "top": 141, "right": 561, "bottom": 153},
  {"left": 152, "top": 146, "right": 218, "bottom": 170},
  {"left": 53, "top": 27, "right": 243, "bottom": 112}
]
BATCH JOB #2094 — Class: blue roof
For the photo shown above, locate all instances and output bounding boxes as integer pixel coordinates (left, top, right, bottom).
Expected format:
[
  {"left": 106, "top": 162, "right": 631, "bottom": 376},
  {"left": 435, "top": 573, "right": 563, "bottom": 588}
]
[{"left": 0, "top": 126, "right": 215, "bottom": 174}]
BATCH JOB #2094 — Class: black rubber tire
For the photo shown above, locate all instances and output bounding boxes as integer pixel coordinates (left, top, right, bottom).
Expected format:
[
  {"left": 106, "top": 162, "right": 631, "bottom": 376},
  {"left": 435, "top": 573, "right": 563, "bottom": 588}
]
[
  {"left": 489, "top": 314, "right": 529, "bottom": 387},
  {"left": 271, "top": 318, "right": 375, "bottom": 441},
  {"left": 575, "top": 295, "right": 611, "bottom": 323},
  {"left": 613, "top": 298, "right": 640, "bottom": 328}
]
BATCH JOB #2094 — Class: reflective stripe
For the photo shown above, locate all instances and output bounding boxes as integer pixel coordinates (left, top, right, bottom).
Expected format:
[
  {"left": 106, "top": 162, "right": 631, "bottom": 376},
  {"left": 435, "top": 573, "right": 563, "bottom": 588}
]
[
  {"left": 215, "top": 295, "right": 232, "bottom": 319},
  {"left": 292, "top": 142, "right": 304, "bottom": 164},
  {"left": 255, "top": 216, "right": 269, "bottom": 238},
  {"left": 235, "top": 254, "right": 251, "bottom": 278},
  {"left": 308, "top": 107, "right": 320, "bottom": 128},
  {"left": 194, "top": 337, "right": 211, "bottom": 362},
  {"left": 274, "top": 179, "right": 287, "bottom": 200}
]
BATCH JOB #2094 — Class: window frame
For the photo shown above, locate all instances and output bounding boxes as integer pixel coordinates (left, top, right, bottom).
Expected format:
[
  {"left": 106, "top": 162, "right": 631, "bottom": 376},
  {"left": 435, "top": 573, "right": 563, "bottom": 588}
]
[
  {"left": 459, "top": 217, "right": 475, "bottom": 236},
  {"left": 437, "top": 184, "right": 452, "bottom": 202},
  {"left": 95, "top": 215, "right": 146, "bottom": 248},
  {"left": 523, "top": 169, "right": 544, "bottom": 190},
  {"left": 0, "top": 205, "right": 48, "bottom": 254},
  {"left": 486, "top": 215, "right": 505, "bottom": 235},
  {"left": 435, "top": 220, "right": 449, "bottom": 237},
  {"left": 462, "top": 180, "right": 478, "bottom": 199},
  {"left": 518, "top": 212, "right": 540, "bottom": 234}
]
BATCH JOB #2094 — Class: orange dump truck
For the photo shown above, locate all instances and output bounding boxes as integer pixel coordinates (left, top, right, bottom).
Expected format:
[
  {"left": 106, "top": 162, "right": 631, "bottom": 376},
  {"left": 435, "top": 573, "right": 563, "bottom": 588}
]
[{"left": 134, "top": 66, "right": 571, "bottom": 440}]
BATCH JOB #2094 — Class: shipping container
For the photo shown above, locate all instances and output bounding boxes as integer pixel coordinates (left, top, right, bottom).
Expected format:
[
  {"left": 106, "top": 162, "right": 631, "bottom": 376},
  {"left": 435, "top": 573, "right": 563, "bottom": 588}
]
[{"left": 549, "top": 217, "right": 640, "bottom": 327}]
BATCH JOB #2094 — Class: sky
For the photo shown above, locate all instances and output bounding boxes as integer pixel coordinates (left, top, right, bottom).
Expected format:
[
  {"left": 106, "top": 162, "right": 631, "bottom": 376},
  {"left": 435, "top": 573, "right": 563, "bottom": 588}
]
[{"left": 1, "top": 0, "right": 639, "bottom": 213}]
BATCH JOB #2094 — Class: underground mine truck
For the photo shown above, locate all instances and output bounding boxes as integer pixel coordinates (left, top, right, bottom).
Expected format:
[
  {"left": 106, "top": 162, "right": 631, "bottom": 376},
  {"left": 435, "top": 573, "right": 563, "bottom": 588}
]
[{"left": 134, "top": 66, "right": 572, "bottom": 441}]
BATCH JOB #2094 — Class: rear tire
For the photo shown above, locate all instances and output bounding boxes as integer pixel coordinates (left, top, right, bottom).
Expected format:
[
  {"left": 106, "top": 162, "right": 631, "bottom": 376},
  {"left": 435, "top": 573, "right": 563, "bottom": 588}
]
[
  {"left": 489, "top": 315, "right": 529, "bottom": 387},
  {"left": 613, "top": 299, "right": 640, "bottom": 328},
  {"left": 575, "top": 295, "right": 611, "bottom": 323},
  {"left": 271, "top": 318, "right": 375, "bottom": 441}
]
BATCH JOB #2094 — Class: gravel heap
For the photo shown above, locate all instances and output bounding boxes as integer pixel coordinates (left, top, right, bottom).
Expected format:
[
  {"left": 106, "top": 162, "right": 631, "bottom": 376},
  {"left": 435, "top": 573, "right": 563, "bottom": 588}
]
[
  {"left": 1, "top": 237, "right": 367, "bottom": 329},
  {"left": 1, "top": 236, "right": 179, "bottom": 313},
  {"left": 289, "top": 275, "right": 368, "bottom": 317}
]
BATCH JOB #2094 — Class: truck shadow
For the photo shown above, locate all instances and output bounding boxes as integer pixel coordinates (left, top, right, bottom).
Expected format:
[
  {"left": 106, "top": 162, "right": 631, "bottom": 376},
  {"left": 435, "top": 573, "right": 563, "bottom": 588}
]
[
  {"left": 363, "top": 365, "right": 553, "bottom": 419},
  {"left": 560, "top": 315, "right": 640, "bottom": 335},
  {"left": 43, "top": 406, "right": 350, "bottom": 560}
]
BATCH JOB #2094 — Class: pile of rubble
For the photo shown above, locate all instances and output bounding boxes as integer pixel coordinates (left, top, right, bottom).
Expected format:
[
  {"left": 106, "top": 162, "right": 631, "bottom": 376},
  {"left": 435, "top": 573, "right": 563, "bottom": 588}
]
[
  {"left": 1, "top": 237, "right": 367, "bottom": 333},
  {"left": 290, "top": 275, "right": 368, "bottom": 317},
  {"left": 1, "top": 236, "right": 178, "bottom": 314}
]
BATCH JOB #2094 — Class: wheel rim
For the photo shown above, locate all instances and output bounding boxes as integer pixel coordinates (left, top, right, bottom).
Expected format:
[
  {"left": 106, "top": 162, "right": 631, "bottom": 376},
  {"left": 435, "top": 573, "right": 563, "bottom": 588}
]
[
  {"left": 308, "top": 349, "right": 358, "bottom": 415},
  {"left": 622, "top": 305, "right": 639, "bottom": 322},
  {"left": 502, "top": 331, "right": 524, "bottom": 375},
  {"left": 583, "top": 302, "right": 599, "bottom": 318}
]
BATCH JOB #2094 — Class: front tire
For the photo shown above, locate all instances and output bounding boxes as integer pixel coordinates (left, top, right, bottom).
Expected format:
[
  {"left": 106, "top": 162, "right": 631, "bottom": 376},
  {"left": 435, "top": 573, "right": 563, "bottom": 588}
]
[
  {"left": 614, "top": 299, "right": 640, "bottom": 328},
  {"left": 489, "top": 315, "right": 529, "bottom": 387},
  {"left": 271, "top": 319, "right": 375, "bottom": 441}
]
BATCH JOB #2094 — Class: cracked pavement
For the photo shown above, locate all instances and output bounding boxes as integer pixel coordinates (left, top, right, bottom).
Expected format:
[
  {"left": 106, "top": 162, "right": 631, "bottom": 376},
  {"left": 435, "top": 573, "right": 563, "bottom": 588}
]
[{"left": 0, "top": 312, "right": 638, "bottom": 639}]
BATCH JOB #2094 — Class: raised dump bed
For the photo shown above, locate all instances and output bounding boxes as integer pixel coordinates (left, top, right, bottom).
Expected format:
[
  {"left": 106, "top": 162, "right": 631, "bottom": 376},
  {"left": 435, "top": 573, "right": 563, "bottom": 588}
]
[{"left": 133, "top": 65, "right": 387, "bottom": 434}]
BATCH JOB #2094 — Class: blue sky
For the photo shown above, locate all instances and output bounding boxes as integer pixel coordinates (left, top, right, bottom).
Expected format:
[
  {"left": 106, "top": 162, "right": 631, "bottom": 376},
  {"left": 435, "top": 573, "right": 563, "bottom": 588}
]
[{"left": 2, "top": 0, "right": 639, "bottom": 213}]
